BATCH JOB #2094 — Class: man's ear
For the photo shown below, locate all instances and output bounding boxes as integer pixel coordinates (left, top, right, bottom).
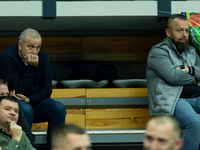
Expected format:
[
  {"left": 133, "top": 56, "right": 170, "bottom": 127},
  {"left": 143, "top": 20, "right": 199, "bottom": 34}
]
[
  {"left": 165, "top": 28, "right": 171, "bottom": 38},
  {"left": 18, "top": 41, "right": 22, "bottom": 51},
  {"left": 175, "top": 138, "right": 184, "bottom": 150}
]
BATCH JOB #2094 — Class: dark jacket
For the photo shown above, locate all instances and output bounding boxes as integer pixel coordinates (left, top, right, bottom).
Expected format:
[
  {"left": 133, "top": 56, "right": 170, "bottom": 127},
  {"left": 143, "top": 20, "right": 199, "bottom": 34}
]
[{"left": 0, "top": 44, "right": 52, "bottom": 105}]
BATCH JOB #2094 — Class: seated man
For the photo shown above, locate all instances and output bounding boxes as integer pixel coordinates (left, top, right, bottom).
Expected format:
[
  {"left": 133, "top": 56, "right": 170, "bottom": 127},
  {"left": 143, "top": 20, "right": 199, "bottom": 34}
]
[
  {"left": 143, "top": 116, "right": 183, "bottom": 150},
  {"left": 0, "top": 79, "right": 35, "bottom": 147},
  {"left": 52, "top": 124, "right": 92, "bottom": 150},
  {"left": 146, "top": 14, "right": 200, "bottom": 149},
  {"left": 0, "top": 28, "right": 66, "bottom": 150},
  {"left": 0, "top": 96, "right": 33, "bottom": 149}
]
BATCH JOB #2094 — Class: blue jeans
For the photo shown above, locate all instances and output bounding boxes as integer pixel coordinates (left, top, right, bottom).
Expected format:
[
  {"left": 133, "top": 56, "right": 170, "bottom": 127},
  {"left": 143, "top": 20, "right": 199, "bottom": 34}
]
[
  {"left": 18, "top": 98, "right": 66, "bottom": 150},
  {"left": 173, "top": 96, "right": 200, "bottom": 150}
]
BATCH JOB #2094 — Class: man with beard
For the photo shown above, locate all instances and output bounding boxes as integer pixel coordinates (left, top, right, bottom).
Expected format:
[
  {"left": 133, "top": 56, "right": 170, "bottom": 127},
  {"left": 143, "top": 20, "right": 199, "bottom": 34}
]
[
  {"left": 143, "top": 116, "right": 183, "bottom": 150},
  {"left": 146, "top": 14, "right": 200, "bottom": 150}
]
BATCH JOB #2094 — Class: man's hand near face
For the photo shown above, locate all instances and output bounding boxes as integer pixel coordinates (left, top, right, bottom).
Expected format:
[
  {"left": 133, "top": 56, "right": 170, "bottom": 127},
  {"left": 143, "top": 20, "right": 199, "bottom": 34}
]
[
  {"left": 25, "top": 54, "right": 39, "bottom": 66},
  {"left": 9, "top": 122, "right": 22, "bottom": 142}
]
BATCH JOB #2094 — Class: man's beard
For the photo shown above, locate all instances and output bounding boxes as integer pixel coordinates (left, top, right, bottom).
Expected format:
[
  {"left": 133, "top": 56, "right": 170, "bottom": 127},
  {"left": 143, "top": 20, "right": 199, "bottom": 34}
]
[{"left": 172, "top": 39, "right": 189, "bottom": 54}]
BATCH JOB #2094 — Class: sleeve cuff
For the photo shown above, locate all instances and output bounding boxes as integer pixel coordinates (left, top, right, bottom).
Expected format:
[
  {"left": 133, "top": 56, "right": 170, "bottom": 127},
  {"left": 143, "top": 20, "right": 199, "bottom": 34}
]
[{"left": 191, "top": 66, "right": 195, "bottom": 76}]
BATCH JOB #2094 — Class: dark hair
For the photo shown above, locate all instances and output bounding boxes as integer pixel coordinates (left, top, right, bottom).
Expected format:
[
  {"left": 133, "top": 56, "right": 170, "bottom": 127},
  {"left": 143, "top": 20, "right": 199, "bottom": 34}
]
[
  {"left": 52, "top": 124, "right": 86, "bottom": 148},
  {"left": 146, "top": 115, "right": 181, "bottom": 138},
  {"left": 0, "top": 96, "right": 18, "bottom": 104},
  {"left": 53, "top": 124, "right": 86, "bottom": 136},
  {"left": 0, "top": 79, "right": 8, "bottom": 85},
  {"left": 167, "top": 14, "right": 187, "bottom": 30}
]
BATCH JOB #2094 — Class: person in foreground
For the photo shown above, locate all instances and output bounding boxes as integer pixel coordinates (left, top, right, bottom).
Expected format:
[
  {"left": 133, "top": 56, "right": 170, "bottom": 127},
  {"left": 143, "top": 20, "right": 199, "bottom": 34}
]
[
  {"left": 0, "top": 79, "right": 35, "bottom": 148},
  {"left": 143, "top": 115, "right": 183, "bottom": 150},
  {"left": 0, "top": 28, "right": 66, "bottom": 150},
  {"left": 52, "top": 124, "right": 92, "bottom": 150},
  {"left": 146, "top": 14, "right": 200, "bottom": 150},
  {"left": 0, "top": 96, "right": 33, "bottom": 149}
]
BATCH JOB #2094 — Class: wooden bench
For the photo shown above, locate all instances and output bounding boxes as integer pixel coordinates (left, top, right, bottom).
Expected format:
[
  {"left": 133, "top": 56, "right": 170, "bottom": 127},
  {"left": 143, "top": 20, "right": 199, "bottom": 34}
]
[
  {"left": 32, "top": 88, "right": 151, "bottom": 144},
  {"left": 0, "top": 35, "right": 156, "bottom": 143}
]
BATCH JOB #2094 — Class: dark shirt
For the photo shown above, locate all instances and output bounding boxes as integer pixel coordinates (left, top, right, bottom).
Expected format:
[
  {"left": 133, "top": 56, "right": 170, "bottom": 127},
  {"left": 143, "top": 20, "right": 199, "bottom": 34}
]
[
  {"left": 180, "top": 84, "right": 200, "bottom": 98},
  {"left": 0, "top": 44, "right": 52, "bottom": 104},
  {"left": 18, "top": 109, "right": 35, "bottom": 147}
]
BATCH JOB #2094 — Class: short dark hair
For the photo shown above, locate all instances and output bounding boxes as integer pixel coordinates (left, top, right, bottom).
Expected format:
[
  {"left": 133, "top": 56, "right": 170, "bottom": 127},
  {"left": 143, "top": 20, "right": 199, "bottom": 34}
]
[
  {"left": 0, "top": 96, "right": 18, "bottom": 105},
  {"left": 52, "top": 124, "right": 86, "bottom": 148},
  {"left": 146, "top": 115, "right": 181, "bottom": 138},
  {"left": 167, "top": 14, "right": 187, "bottom": 30},
  {"left": 0, "top": 79, "right": 8, "bottom": 85}
]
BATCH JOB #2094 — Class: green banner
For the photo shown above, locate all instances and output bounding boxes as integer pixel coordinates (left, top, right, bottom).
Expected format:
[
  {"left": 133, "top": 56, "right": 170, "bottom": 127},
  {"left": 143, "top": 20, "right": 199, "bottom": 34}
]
[{"left": 182, "top": 12, "right": 200, "bottom": 54}]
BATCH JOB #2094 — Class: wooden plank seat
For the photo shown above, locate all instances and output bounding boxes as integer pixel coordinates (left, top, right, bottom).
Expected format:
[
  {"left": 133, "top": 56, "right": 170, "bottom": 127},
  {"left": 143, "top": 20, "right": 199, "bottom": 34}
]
[
  {"left": 32, "top": 89, "right": 86, "bottom": 130},
  {"left": 32, "top": 88, "right": 150, "bottom": 144}
]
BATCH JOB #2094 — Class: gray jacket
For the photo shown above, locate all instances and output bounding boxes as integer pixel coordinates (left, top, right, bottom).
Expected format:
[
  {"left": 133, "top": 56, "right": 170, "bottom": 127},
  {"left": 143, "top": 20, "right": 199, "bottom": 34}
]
[{"left": 146, "top": 36, "right": 200, "bottom": 115}]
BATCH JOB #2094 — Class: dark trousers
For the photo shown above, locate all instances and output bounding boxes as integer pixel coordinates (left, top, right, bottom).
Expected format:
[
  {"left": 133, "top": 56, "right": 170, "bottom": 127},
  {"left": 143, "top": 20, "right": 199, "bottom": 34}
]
[{"left": 18, "top": 98, "right": 66, "bottom": 150}]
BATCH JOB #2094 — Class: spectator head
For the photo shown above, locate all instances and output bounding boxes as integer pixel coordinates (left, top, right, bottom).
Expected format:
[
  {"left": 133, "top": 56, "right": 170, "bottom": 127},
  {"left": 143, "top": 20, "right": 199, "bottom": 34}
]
[
  {"left": 52, "top": 124, "right": 91, "bottom": 150},
  {"left": 18, "top": 28, "right": 41, "bottom": 45},
  {"left": 18, "top": 28, "right": 42, "bottom": 58},
  {"left": 167, "top": 14, "right": 187, "bottom": 30},
  {"left": 0, "top": 79, "right": 9, "bottom": 97},
  {"left": 165, "top": 14, "right": 189, "bottom": 53},
  {"left": 143, "top": 115, "right": 183, "bottom": 150},
  {"left": 0, "top": 96, "right": 19, "bottom": 129}
]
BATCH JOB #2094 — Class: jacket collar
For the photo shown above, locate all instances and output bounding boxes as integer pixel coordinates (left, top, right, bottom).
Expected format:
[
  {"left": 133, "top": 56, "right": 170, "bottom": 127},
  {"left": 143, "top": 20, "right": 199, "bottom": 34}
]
[
  {"left": 164, "top": 36, "right": 177, "bottom": 52},
  {"left": 163, "top": 36, "right": 188, "bottom": 57}
]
